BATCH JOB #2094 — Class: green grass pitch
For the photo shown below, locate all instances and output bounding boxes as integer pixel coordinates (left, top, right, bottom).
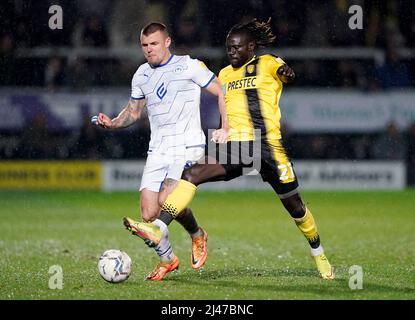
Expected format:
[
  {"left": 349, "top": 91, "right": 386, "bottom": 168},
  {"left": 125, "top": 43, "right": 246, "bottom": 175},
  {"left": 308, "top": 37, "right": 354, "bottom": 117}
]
[{"left": 0, "top": 190, "right": 414, "bottom": 300}]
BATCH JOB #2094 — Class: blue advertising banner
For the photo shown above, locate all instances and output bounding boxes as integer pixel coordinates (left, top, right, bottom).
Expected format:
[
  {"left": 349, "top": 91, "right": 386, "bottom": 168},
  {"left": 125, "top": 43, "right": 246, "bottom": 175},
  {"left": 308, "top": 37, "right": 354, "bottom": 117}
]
[{"left": 1, "top": 89, "right": 414, "bottom": 132}]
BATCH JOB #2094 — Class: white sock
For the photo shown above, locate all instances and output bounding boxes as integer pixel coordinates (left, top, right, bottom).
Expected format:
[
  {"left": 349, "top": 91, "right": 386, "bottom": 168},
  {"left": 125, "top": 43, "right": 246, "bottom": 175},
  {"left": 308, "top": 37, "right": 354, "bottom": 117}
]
[
  {"left": 153, "top": 219, "right": 174, "bottom": 262},
  {"left": 311, "top": 245, "right": 324, "bottom": 257}
]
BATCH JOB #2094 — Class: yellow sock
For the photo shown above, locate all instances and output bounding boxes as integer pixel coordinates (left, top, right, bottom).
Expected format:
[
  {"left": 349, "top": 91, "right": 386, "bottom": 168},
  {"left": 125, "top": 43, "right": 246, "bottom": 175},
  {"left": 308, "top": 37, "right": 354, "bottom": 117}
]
[
  {"left": 294, "top": 207, "right": 319, "bottom": 243},
  {"left": 162, "top": 180, "right": 197, "bottom": 218}
]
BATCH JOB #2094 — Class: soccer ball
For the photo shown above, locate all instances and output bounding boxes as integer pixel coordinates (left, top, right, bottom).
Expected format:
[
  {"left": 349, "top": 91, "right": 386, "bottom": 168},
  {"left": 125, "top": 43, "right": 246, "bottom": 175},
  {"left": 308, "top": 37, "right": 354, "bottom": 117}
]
[{"left": 98, "top": 249, "right": 132, "bottom": 283}]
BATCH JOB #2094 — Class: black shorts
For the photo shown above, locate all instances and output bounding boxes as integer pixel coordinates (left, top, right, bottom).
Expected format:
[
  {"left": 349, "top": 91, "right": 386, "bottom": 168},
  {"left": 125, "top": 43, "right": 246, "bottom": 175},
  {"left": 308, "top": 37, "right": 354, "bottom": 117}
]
[{"left": 208, "top": 139, "right": 299, "bottom": 198}]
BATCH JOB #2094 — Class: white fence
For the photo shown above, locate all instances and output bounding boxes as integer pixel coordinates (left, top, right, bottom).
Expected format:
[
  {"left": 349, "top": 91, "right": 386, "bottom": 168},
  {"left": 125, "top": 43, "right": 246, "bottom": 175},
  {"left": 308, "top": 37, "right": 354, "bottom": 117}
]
[{"left": 103, "top": 160, "right": 406, "bottom": 191}]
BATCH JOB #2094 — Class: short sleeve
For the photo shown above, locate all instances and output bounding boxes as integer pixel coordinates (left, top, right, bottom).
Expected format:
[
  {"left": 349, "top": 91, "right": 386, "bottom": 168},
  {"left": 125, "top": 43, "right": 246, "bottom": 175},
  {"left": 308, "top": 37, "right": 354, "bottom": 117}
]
[
  {"left": 190, "top": 58, "right": 215, "bottom": 88},
  {"left": 218, "top": 69, "right": 224, "bottom": 83},
  {"left": 131, "top": 72, "right": 145, "bottom": 100},
  {"left": 267, "top": 55, "right": 286, "bottom": 80}
]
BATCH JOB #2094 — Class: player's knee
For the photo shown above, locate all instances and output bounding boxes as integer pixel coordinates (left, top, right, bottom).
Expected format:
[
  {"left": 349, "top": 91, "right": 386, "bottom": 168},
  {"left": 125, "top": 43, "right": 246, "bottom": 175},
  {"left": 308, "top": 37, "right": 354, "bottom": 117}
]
[
  {"left": 281, "top": 193, "right": 306, "bottom": 219},
  {"left": 289, "top": 202, "right": 306, "bottom": 219},
  {"left": 140, "top": 205, "right": 159, "bottom": 222}
]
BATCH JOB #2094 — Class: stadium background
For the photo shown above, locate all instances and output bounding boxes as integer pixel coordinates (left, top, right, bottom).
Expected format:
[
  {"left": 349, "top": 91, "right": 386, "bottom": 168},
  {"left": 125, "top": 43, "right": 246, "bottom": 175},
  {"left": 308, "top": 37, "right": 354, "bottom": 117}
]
[{"left": 0, "top": 0, "right": 414, "bottom": 300}]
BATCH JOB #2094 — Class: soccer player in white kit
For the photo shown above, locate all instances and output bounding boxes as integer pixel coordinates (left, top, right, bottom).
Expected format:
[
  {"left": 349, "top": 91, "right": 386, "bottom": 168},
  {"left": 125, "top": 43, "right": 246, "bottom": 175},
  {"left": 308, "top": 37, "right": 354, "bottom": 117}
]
[{"left": 94, "top": 22, "right": 228, "bottom": 280}]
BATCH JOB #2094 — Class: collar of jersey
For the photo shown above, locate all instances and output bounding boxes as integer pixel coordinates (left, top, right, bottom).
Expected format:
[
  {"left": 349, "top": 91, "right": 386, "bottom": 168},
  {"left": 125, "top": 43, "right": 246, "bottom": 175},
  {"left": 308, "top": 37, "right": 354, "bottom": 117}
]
[
  {"left": 232, "top": 55, "right": 257, "bottom": 70},
  {"left": 152, "top": 54, "right": 174, "bottom": 68}
]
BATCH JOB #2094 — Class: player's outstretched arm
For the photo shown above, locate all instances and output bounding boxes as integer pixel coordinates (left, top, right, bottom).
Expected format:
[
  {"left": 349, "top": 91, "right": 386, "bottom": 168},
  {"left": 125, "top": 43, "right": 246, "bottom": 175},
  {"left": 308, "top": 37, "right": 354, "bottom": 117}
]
[
  {"left": 277, "top": 64, "right": 295, "bottom": 84},
  {"left": 93, "top": 98, "right": 146, "bottom": 129},
  {"left": 204, "top": 78, "right": 229, "bottom": 143}
]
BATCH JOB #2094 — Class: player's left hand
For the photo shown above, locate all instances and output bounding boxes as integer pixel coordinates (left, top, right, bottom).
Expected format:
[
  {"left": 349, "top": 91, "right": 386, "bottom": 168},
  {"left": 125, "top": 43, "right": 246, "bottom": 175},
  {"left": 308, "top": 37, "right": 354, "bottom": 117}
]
[
  {"left": 277, "top": 64, "right": 295, "bottom": 83},
  {"left": 211, "top": 128, "right": 228, "bottom": 144}
]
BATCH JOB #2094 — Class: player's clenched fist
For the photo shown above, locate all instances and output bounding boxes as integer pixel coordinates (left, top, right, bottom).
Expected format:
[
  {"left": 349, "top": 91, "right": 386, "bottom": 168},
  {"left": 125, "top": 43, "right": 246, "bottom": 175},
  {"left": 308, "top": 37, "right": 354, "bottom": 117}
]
[
  {"left": 91, "top": 113, "right": 113, "bottom": 129},
  {"left": 277, "top": 64, "right": 295, "bottom": 83}
]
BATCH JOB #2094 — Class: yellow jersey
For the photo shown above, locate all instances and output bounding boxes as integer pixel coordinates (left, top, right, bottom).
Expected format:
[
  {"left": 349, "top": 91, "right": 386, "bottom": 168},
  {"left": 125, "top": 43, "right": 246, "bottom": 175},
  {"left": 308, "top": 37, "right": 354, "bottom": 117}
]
[{"left": 218, "top": 54, "right": 286, "bottom": 141}]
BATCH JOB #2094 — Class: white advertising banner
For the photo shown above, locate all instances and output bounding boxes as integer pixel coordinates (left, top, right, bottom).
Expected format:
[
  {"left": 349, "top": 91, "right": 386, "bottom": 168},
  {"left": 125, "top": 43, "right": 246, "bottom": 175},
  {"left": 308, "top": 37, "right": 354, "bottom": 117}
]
[
  {"left": 293, "top": 160, "right": 406, "bottom": 190},
  {"left": 102, "top": 160, "right": 406, "bottom": 191},
  {"left": 103, "top": 161, "right": 145, "bottom": 191}
]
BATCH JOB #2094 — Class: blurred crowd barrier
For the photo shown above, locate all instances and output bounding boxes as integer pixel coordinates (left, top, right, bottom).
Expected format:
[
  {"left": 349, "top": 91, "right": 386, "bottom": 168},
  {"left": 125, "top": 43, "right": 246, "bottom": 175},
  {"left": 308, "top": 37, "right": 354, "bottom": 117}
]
[{"left": 4, "top": 46, "right": 413, "bottom": 91}]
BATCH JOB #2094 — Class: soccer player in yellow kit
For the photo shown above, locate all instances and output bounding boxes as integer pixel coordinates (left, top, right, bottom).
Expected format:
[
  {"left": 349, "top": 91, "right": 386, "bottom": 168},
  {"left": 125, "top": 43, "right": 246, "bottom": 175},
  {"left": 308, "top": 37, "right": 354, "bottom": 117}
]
[{"left": 126, "top": 18, "right": 334, "bottom": 280}]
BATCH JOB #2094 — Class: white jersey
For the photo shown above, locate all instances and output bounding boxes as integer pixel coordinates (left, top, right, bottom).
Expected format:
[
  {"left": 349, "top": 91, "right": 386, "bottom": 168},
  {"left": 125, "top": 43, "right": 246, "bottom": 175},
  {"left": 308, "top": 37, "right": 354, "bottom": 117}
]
[{"left": 131, "top": 55, "right": 215, "bottom": 157}]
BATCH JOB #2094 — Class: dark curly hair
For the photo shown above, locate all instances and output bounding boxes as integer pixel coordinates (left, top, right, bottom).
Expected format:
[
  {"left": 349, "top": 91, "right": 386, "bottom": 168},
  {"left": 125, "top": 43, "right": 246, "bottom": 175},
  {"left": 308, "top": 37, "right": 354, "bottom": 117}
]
[{"left": 228, "top": 18, "right": 276, "bottom": 47}]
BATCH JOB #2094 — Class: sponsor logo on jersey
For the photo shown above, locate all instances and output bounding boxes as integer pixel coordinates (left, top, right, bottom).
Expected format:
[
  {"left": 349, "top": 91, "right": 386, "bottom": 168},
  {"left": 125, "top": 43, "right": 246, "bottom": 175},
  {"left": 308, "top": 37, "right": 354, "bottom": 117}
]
[
  {"left": 227, "top": 77, "right": 257, "bottom": 91},
  {"left": 246, "top": 65, "right": 255, "bottom": 74},
  {"left": 156, "top": 82, "right": 167, "bottom": 100},
  {"left": 173, "top": 65, "right": 187, "bottom": 74}
]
